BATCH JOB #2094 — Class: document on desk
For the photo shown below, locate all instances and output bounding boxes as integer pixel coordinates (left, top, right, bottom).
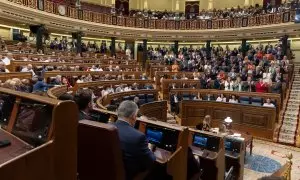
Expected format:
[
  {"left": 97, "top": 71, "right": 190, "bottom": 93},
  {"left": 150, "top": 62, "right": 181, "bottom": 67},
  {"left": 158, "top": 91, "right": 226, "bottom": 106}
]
[{"left": 154, "top": 150, "right": 163, "bottom": 160}]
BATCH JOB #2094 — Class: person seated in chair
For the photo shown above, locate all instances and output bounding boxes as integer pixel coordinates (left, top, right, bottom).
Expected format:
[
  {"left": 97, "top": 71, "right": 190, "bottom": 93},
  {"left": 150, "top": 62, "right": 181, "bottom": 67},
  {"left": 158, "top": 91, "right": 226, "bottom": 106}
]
[
  {"left": 229, "top": 95, "right": 239, "bottom": 103},
  {"left": 263, "top": 98, "right": 275, "bottom": 108},
  {"left": 115, "top": 101, "right": 156, "bottom": 180},
  {"left": 196, "top": 115, "right": 211, "bottom": 131},
  {"left": 74, "top": 91, "right": 94, "bottom": 121},
  {"left": 133, "top": 96, "right": 140, "bottom": 108},
  {"left": 193, "top": 92, "right": 202, "bottom": 100},
  {"left": 216, "top": 94, "right": 226, "bottom": 102}
]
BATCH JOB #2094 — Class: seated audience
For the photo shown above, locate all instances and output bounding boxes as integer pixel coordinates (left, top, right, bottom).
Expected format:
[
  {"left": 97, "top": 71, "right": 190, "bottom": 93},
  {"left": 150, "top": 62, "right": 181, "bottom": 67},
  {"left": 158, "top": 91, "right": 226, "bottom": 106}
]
[
  {"left": 229, "top": 95, "right": 238, "bottom": 103},
  {"left": 133, "top": 96, "right": 140, "bottom": 107},
  {"left": 224, "top": 77, "right": 234, "bottom": 91},
  {"left": 58, "top": 93, "right": 74, "bottom": 101},
  {"left": 216, "top": 94, "right": 226, "bottom": 102},
  {"left": 33, "top": 77, "right": 48, "bottom": 92},
  {"left": 193, "top": 92, "right": 202, "bottom": 100},
  {"left": 233, "top": 76, "right": 242, "bottom": 91},
  {"left": 74, "top": 91, "right": 94, "bottom": 121},
  {"left": 0, "top": 62, "right": 9, "bottom": 72},
  {"left": 114, "top": 101, "right": 156, "bottom": 180},
  {"left": 21, "top": 64, "right": 35, "bottom": 76},
  {"left": 256, "top": 78, "right": 269, "bottom": 93},
  {"left": 242, "top": 76, "right": 255, "bottom": 92},
  {"left": 263, "top": 98, "right": 275, "bottom": 107},
  {"left": 196, "top": 115, "right": 211, "bottom": 131}
]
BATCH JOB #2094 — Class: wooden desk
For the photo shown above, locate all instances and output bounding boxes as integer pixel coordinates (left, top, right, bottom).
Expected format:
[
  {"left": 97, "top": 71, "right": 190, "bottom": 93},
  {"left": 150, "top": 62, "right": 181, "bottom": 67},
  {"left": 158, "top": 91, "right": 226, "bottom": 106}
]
[
  {"left": 190, "top": 146, "right": 219, "bottom": 160},
  {"left": 181, "top": 100, "right": 276, "bottom": 140},
  {"left": 226, "top": 131, "right": 253, "bottom": 156},
  {"left": 0, "top": 129, "right": 32, "bottom": 165}
]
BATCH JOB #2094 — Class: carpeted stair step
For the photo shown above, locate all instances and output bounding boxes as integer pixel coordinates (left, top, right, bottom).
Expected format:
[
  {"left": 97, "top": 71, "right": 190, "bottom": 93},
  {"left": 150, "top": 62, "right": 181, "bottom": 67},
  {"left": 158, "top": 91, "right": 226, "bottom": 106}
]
[{"left": 278, "top": 135, "right": 295, "bottom": 144}]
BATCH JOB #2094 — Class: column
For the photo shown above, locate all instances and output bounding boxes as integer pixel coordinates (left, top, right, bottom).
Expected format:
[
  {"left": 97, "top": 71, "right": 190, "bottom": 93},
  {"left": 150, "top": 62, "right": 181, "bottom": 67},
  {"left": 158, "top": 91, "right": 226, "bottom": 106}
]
[
  {"left": 36, "top": 25, "right": 45, "bottom": 53},
  {"left": 241, "top": 39, "right": 247, "bottom": 57},
  {"left": 281, "top": 35, "right": 288, "bottom": 56},
  {"left": 206, "top": 40, "right": 211, "bottom": 58},
  {"left": 142, "top": 39, "right": 147, "bottom": 68},
  {"left": 76, "top": 32, "right": 82, "bottom": 54},
  {"left": 244, "top": 0, "right": 250, "bottom": 6},
  {"left": 208, "top": 0, "right": 213, "bottom": 10},
  {"left": 175, "top": 0, "right": 179, "bottom": 11},
  {"left": 134, "top": 41, "right": 138, "bottom": 60},
  {"left": 174, "top": 40, "right": 179, "bottom": 58},
  {"left": 143, "top": 0, "right": 148, "bottom": 9},
  {"left": 111, "top": 37, "right": 116, "bottom": 57}
]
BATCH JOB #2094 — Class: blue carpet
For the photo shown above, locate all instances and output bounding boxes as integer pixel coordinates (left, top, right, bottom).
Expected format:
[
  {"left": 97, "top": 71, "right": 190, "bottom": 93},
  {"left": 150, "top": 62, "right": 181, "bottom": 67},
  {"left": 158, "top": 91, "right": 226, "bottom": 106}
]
[{"left": 245, "top": 153, "right": 282, "bottom": 173}]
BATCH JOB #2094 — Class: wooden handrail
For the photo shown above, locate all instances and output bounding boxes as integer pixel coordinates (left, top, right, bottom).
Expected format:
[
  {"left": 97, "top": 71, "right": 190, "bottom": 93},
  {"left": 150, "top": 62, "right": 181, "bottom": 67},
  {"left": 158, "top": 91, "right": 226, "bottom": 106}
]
[{"left": 8, "top": 0, "right": 295, "bottom": 30}]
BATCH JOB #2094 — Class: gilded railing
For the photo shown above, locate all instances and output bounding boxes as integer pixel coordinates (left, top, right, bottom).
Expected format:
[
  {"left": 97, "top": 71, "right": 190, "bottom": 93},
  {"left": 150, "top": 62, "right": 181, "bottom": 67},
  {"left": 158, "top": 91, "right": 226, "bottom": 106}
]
[{"left": 7, "top": 0, "right": 296, "bottom": 30}]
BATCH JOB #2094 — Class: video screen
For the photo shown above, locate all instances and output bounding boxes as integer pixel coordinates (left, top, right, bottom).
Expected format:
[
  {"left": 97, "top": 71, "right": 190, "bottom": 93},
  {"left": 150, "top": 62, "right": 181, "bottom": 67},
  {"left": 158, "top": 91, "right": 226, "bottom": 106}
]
[
  {"left": 0, "top": 93, "right": 15, "bottom": 127},
  {"left": 225, "top": 141, "right": 232, "bottom": 151},
  {"left": 146, "top": 128, "right": 163, "bottom": 144},
  {"left": 193, "top": 135, "right": 208, "bottom": 148},
  {"left": 13, "top": 99, "right": 53, "bottom": 146},
  {"left": 295, "top": 9, "right": 300, "bottom": 23},
  {"left": 143, "top": 124, "right": 179, "bottom": 152}
]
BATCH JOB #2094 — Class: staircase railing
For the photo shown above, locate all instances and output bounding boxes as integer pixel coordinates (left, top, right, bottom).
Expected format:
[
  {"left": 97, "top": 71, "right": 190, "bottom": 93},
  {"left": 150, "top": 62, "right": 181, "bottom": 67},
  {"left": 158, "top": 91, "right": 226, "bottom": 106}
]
[{"left": 273, "top": 66, "right": 295, "bottom": 142}]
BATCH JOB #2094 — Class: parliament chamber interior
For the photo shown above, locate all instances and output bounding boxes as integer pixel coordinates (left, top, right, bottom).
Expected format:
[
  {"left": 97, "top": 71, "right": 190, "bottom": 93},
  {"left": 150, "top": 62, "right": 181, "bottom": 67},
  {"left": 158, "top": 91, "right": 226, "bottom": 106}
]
[{"left": 1, "top": 0, "right": 300, "bottom": 179}]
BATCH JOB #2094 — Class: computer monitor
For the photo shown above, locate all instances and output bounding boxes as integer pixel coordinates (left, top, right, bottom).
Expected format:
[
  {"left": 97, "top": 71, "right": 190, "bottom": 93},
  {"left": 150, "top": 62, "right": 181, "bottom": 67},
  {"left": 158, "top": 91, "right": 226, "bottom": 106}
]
[
  {"left": 224, "top": 140, "right": 233, "bottom": 151},
  {"left": 146, "top": 128, "right": 163, "bottom": 144},
  {"left": 295, "top": 9, "right": 300, "bottom": 23},
  {"left": 193, "top": 134, "right": 208, "bottom": 148},
  {"left": 144, "top": 124, "right": 179, "bottom": 152},
  {"left": 192, "top": 133, "right": 221, "bottom": 152},
  {"left": 13, "top": 99, "right": 53, "bottom": 146}
]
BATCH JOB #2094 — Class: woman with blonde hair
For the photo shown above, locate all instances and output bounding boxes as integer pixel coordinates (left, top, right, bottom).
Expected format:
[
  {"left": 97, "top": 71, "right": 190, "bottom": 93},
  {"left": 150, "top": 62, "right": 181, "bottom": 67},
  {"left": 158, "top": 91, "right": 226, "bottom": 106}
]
[{"left": 196, "top": 115, "right": 211, "bottom": 131}]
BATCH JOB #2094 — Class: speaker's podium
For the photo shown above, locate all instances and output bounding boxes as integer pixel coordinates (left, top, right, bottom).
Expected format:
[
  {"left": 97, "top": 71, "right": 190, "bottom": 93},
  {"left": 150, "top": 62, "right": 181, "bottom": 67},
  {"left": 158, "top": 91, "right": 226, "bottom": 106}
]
[
  {"left": 188, "top": 129, "right": 226, "bottom": 180},
  {"left": 135, "top": 118, "right": 189, "bottom": 180}
]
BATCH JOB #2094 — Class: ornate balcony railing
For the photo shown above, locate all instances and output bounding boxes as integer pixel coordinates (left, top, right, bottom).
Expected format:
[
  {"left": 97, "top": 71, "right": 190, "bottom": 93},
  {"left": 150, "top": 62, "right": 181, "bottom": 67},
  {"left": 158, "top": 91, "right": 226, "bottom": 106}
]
[{"left": 8, "top": 0, "right": 296, "bottom": 30}]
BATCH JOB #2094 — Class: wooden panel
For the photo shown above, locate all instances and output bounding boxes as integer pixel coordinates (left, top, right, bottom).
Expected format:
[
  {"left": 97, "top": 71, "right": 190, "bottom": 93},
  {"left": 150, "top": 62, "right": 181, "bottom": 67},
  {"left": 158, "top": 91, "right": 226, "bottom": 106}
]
[
  {"left": 140, "top": 101, "right": 167, "bottom": 122},
  {"left": 180, "top": 100, "right": 276, "bottom": 140}
]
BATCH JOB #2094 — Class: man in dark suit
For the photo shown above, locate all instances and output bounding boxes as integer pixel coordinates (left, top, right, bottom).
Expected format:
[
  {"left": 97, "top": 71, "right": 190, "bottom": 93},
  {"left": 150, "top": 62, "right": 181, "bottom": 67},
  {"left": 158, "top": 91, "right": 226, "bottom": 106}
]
[
  {"left": 115, "top": 101, "right": 156, "bottom": 180},
  {"left": 214, "top": 77, "right": 222, "bottom": 89},
  {"left": 74, "top": 91, "right": 94, "bottom": 121},
  {"left": 170, "top": 92, "right": 181, "bottom": 114},
  {"left": 242, "top": 77, "right": 255, "bottom": 92},
  {"left": 200, "top": 75, "right": 208, "bottom": 89},
  {"left": 271, "top": 79, "right": 282, "bottom": 94}
]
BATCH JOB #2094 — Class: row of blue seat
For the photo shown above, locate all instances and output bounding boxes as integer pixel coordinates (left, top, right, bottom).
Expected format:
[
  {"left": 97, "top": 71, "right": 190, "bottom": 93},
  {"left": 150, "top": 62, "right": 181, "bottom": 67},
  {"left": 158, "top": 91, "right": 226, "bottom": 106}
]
[{"left": 179, "top": 94, "right": 277, "bottom": 106}]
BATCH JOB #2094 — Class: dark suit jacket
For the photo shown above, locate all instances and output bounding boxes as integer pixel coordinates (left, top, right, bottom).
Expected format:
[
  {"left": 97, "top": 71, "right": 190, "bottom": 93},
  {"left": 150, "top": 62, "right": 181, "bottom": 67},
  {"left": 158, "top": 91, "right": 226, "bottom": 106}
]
[
  {"left": 115, "top": 120, "right": 156, "bottom": 180},
  {"left": 170, "top": 94, "right": 181, "bottom": 105},
  {"left": 214, "top": 79, "right": 221, "bottom": 89},
  {"left": 242, "top": 81, "right": 255, "bottom": 92},
  {"left": 200, "top": 78, "right": 207, "bottom": 89},
  {"left": 271, "top": 82, "right": 282, "bottom": 94}
]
